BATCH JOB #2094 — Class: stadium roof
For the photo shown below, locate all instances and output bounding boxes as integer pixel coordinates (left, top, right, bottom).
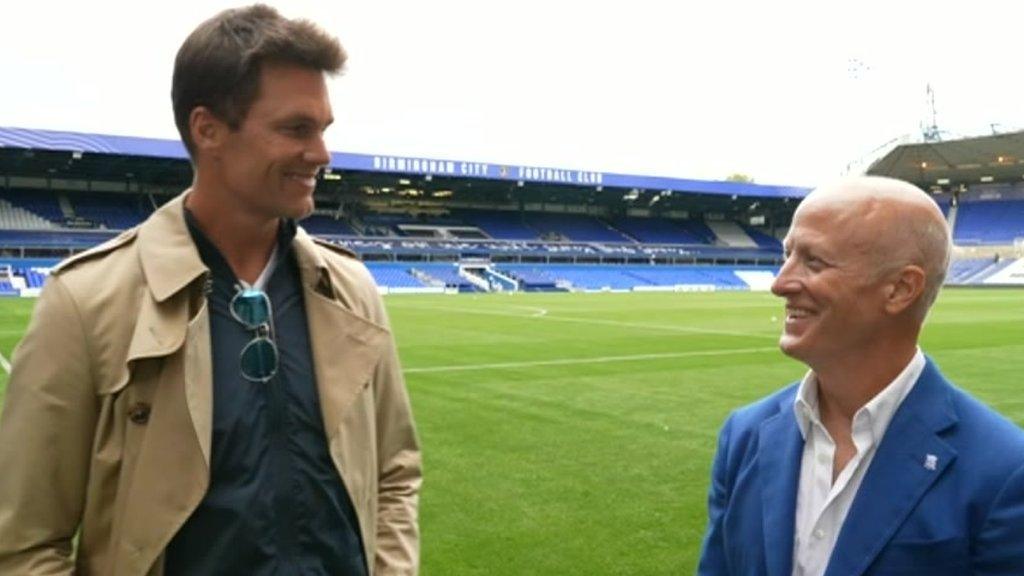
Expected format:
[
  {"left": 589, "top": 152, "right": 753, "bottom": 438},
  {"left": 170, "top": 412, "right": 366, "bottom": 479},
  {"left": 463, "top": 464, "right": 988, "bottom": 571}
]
[
  {"left": 0, "top": 126, "right": 809, "bottom": 199},
  {"left": 866, "top": 130, "right": 1024, "bottom": 187}
]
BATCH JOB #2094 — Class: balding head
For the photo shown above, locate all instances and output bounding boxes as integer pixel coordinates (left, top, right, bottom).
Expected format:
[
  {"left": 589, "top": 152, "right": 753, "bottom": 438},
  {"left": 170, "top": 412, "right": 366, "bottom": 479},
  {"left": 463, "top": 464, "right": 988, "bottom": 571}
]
[{"left": 795, "top": 176, "right": 951, "bottom": 320}]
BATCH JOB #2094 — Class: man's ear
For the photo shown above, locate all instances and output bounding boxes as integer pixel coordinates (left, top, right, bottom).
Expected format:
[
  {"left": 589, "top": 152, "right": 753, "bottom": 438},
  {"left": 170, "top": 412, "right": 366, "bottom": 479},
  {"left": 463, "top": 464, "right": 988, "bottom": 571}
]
[
  {"left": 885, "top": 264, "right": 926, "bottom": 315},
  {"left": 189, "top": 106, "right": 227, "bottom": 157}
]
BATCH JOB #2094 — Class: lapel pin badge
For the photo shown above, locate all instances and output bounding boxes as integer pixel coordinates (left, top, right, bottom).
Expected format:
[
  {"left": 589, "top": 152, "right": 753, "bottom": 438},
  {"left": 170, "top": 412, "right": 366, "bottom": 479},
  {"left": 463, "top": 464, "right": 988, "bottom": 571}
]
[{"left": 924, "top": 454, "right": 938, "bottom": 471}]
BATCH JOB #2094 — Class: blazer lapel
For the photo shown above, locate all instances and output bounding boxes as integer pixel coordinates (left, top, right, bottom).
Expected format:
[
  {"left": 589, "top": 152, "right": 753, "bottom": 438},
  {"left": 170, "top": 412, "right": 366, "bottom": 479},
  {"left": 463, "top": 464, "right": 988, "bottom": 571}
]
[
  {"left": 824, "top": 360, "right": 958, "bottom": 576},
  {"left": 759, "top": 396, "right": 804, "bottom": 576}
]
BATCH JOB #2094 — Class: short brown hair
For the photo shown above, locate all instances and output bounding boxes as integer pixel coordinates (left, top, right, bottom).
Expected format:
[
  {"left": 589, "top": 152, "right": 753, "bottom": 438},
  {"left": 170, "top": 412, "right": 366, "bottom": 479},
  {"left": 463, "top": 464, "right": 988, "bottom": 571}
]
[{"left": 171, "top": 4, "right": 346, "bottom": 157}]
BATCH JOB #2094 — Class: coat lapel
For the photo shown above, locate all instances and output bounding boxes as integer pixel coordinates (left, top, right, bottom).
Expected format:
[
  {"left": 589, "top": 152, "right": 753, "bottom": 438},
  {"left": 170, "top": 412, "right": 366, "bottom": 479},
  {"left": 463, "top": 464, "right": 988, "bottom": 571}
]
[
  {"left": 135, "top": 192, "right": 212, "bottom": 465},
  {"left": 292, "top": 232, "right": 390, "bottom": 443},
  {"left": 117, "top": 194, "right": 213, "bottom": 573},
  {"left": 118, "top": 305, "right": 211, "bottom": 576},
  {"left": 303, "top": 287, "right": 389, "bottom": 439},
  {"left": 759, "top": 395, "right": 804, "bottom": 576},
  {"left": 824, "top": 360, "right": 958, "bottom": 576}
]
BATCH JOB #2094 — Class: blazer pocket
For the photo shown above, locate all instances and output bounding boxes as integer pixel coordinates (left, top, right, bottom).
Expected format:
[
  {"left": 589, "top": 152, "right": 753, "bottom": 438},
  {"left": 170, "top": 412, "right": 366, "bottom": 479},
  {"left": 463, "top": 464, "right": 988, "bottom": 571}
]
[{"left": 871, "top": 536, "right": 969, "bottom": 573}]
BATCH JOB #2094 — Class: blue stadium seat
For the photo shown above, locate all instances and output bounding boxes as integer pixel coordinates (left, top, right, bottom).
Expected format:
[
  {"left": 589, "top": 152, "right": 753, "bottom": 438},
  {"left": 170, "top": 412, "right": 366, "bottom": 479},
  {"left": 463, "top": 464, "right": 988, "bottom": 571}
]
[
  {"left": 522, "top": 213, "right": 631, "bottom": 243},
  {"left": 69, "top": 193, "right": 152, "bottom": 229},
  {"left": 364, "top": 263, "right": 428, "bottom": 288},
  {"left": 301, "top": 214, "right": 357, "bottom": 236},
  {"left": 954, "top": 200, "right": 1024, "bottom": 244}
]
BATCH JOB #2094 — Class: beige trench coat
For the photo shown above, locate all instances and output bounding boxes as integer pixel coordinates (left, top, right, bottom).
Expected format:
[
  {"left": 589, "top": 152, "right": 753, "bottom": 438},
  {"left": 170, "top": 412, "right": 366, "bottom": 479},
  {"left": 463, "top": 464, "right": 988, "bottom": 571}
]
[{"left": 0, "top": 193, "right": 421, "bottom": 575}]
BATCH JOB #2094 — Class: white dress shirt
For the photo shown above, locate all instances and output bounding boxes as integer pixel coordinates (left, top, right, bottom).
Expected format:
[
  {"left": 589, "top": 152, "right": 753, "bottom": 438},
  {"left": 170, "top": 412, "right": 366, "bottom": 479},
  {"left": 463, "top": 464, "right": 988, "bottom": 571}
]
[{"left": 791, "top": 348, "right": 926, "bottom": 576}]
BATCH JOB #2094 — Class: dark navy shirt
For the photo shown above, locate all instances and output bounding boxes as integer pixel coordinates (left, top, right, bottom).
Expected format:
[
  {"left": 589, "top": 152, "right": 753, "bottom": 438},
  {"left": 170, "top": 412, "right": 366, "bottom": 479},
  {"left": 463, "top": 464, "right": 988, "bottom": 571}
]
[{"left": 164, "top": 214, "right": 367, "bottom": 576}]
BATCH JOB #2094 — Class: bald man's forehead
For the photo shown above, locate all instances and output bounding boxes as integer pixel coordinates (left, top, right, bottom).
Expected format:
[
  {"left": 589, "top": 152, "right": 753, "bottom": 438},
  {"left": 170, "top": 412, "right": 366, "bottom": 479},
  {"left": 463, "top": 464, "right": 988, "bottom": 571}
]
[
  {"left": 793, "top": 193, "right": 879, "bottom": 229},
  {"left": 802, "top": 177, "right": 943, "bottom": 216},
  {"left": 789, "top": 198, "right": 885, "bottom": 259}
]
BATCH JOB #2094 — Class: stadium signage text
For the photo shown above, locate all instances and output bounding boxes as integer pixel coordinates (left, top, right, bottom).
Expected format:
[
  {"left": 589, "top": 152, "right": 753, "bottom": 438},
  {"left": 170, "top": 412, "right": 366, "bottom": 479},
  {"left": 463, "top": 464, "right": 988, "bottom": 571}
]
[
  {"left": 373, "top": 155, "right": 475, "bottom": 176},
  {"left": 516, "top": 166, "right": 603, "bottom": 185},
  {"left": 372, "top": 155, "right": 604, "bottom": 186}
]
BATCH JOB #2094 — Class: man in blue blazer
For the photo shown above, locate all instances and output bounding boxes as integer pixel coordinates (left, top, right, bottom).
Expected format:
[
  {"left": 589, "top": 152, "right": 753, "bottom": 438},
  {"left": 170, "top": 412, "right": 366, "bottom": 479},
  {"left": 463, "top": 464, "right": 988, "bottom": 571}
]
[{"left": 698, "top": 176, "right": 1024, "bottom": 575}]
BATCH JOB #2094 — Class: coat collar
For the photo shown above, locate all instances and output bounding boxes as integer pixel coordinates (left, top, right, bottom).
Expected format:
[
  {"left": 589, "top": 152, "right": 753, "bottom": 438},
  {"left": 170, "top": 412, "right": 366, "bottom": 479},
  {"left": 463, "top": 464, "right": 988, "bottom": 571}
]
[
  {"left": 136, "top": 191, "right": 340, "bottom": 303},
  {"left": 137, "top": 192, "right": 389, "bottom": 436},
  {"left": 136, "top": 192, "right": 208, "bottom": 303},
  {"left": 292, "top": 225, "right": 336, "bottom": 298}
]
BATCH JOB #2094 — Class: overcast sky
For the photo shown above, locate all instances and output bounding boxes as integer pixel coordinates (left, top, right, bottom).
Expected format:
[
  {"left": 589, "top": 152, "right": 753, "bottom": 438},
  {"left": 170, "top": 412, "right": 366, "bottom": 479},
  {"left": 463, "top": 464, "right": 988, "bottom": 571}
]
[{"left": 3, "top": 1, "right": 1023, "bottom": 187}]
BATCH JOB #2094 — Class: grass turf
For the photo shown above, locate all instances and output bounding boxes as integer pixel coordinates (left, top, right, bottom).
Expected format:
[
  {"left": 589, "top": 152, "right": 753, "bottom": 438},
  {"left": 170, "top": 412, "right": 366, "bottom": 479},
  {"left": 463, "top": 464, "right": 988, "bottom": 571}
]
[{"left": 0, "top": 288, "right": 1022, "bottom": 574}]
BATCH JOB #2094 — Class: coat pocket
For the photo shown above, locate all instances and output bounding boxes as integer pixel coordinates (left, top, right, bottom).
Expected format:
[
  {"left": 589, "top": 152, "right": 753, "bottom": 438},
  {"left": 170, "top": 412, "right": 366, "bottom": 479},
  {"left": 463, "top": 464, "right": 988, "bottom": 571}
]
[{"left": 870, "top": 536, "right": 969, "bottom": 574}]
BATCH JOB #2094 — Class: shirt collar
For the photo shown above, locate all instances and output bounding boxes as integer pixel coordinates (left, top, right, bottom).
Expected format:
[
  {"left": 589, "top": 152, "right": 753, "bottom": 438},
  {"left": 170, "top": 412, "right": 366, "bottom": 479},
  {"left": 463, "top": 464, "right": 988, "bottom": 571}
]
[
  {"left": 183, "top": 207, "right": 297, "bottom": 289},
  {"left": 793, "top": 371, "right": 820, "bottom": 440},
  {"left": 793, "top": 347, "right": 926, "bottom": 442}
]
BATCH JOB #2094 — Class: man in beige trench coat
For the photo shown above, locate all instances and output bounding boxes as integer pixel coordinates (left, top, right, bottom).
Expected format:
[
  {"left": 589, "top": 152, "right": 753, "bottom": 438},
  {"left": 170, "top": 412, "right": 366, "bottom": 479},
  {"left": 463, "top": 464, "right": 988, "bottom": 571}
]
[{"left": 0, "top": 5, "right": 421, "bottom": 575}]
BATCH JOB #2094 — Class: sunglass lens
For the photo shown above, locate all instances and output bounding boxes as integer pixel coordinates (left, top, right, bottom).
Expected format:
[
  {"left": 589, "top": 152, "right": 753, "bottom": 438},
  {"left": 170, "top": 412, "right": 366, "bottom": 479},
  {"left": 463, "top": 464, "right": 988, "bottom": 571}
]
[
  {"left": 241, "top": 337, "right": 278, "bottom": 381},
  {"left": 232, "top": 289, "right": 271, "bottom": 327}
]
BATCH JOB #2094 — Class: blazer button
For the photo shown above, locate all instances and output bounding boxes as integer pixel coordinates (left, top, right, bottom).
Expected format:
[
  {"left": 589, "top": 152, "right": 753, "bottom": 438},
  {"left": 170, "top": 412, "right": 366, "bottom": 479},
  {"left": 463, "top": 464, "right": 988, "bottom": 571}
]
[{"left": 128, "top": 402, "right": 151, "bottom": 425}]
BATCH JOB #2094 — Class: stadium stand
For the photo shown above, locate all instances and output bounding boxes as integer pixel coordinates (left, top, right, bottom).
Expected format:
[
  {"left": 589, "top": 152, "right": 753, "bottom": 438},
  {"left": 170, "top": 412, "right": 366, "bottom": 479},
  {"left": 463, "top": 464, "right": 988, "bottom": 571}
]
[
  {"left": 0, "top": 229, "right": 118, "bottom": 250},
  {"left": 8, "top": 183, "right": 1023, "bottom": 293},
  {"left": 681, "top": 220, "right": 718, "bottom": 244},
  {"left": 704, "top": 221, "right": 757, "bottom": 248},
  {"left": 300, "top": 214, "right": 358, "bottom": 236},
  {"left": 947, "top": 258, "right": 990, "bottom": 284},
  {"left": 624, "top": 265, "right": 751, "bottom": 289},
  {"left": 0, "top": 189, "right": 65, "bottom": 225},
  {"left": 528, "top": 265, "right": 646, "bottom": 290},
  {"left": 0, "top": 198, "right": 56, "bottom": 230},
  {"left": 411, "top": 263, "right": 483, "bottom": 292},
  {"left": 0, "top": 280, "right": 18, "bottom": 296},
  {"left": 365, "top": 263, "right": 429, "bottom": 288},
  {"left": 607, "top": 217, "right": 714, "bottom": 245},
  {"left": 954, "top": 199, "right": 1024, "bottom": 245},
  {"left": 501, "top": 267, "right": 562, "bottom": 291},
  {"left": 453, "top": 210, "right": 540, "bottom": 240},
  {"left": 521, "top": 213, "right": 631, "bottom": 243},
  {"left": 497, "top": 263, "right": 770, "bottom": 291},
  {"left": 739, "top": 224, "right": 783, "bottom": 249},
  {"left": 18, "top": 268, "right": 47, "bottom": 289},
  {"left": 946, "top": 257, "right": 1018, "bottom": 285},
  {"left": 68, "top": 193, "right": 152, "bottom": 229},
  {"left": 9, "top": 128, "right": 1024, "bottom": 293}
]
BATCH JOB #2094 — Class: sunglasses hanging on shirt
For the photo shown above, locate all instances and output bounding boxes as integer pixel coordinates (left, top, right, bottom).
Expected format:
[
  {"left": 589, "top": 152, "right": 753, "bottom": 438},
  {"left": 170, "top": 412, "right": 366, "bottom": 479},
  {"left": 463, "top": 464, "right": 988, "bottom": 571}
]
[{"left": 229, "top": 286, "right": 279, "bottom": 382}]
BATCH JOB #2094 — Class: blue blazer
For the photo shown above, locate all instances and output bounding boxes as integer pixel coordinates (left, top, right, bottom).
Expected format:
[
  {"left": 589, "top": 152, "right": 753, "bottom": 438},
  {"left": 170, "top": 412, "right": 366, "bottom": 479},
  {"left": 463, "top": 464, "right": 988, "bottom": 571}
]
[{"left": 697, "top": 359, "right": 1024, "bottom": 576}]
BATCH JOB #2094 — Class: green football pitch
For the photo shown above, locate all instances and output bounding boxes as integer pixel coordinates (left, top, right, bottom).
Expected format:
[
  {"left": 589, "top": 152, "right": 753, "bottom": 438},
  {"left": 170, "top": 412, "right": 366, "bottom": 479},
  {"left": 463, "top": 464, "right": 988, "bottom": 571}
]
[{"left": 1, "top": 289, "right": 1022, "bottom": 574}]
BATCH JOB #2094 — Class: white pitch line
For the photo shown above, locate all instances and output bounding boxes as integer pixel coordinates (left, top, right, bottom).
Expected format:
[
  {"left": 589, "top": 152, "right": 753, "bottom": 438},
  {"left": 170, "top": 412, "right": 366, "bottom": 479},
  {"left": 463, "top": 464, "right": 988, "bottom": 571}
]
[
  {"left": 501, "top": 305, "right": 548, "bottom": 317},
  {"left": 389, "top": 303, "right": 775, "bottom": 340},
  {"left": 0, "top": 351, "right": 10, "bottom": 375},
  {"left": 405, "top": 345, "right": 778, "bottom": 374},
  {"left": 539, "top": 313, "right": 775, "bottom": 340}
]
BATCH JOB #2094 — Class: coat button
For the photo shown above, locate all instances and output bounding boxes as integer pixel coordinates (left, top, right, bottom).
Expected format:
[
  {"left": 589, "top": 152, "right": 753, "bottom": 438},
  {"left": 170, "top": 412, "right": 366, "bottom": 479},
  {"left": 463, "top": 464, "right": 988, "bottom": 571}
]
[{"left": 128, "top": 402, "right": 151, "bottom": 425}]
